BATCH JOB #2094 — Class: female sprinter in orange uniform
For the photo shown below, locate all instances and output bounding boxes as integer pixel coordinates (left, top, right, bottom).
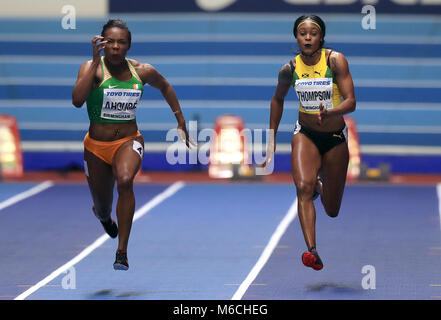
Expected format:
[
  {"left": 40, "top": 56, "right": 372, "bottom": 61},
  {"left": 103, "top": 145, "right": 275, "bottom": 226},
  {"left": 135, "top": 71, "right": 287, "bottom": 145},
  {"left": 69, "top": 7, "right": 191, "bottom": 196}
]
[
  {"left": 265, "top": 15, "right": 356, "bottom": 270},
  {"left": 72, "top": 19, "right": 193, "bottom": 270}
]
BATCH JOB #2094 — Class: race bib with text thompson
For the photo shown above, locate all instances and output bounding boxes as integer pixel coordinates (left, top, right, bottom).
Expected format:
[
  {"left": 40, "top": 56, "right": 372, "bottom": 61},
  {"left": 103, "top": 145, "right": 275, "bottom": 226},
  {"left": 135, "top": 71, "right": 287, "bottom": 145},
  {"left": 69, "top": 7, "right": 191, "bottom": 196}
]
[{"left": 295, "top": 78, "right": 333, "bottom": 113}]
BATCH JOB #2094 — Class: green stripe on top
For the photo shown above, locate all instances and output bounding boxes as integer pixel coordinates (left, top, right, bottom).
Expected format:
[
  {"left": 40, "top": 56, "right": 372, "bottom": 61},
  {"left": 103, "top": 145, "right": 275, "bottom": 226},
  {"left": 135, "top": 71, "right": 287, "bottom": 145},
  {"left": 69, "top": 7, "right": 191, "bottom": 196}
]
[
  {"left": 325, "top": 66, "right": 337, "bottom": 84},
  {"left": 292, "top": 71, "right": 299, "bottom": 86},
  {"left": 86, "top": 57, "right": 144, "bottom": 124}
]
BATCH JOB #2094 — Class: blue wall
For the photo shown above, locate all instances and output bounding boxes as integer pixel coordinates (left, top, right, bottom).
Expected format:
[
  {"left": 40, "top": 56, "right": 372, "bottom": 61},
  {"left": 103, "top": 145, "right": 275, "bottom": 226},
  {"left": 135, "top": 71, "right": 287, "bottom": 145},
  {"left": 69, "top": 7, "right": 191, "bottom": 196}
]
[
  {"left": 0, "top": 12, "right": 440, "bottom": 173},
  {"left": 110, "top": 0, "right": 441, "bottom": 14}
]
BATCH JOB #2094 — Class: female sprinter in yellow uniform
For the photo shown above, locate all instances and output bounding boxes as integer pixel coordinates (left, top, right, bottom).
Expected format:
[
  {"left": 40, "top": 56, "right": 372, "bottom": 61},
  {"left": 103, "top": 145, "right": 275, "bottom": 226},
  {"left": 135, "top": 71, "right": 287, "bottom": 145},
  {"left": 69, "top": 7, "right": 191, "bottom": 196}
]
[
  {"left": 72, "top": 19, "right": 193, "bottom": 270},
  {"left": 265, "top": 15, "right": 356, "bottom": 270}
]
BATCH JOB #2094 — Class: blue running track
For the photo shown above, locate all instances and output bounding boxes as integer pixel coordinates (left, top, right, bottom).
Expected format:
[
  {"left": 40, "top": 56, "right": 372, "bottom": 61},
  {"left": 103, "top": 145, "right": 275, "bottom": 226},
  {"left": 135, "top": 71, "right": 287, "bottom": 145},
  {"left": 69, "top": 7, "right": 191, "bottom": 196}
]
[{"left": 1, "top": 181, "right": 441, "bottom": 300}]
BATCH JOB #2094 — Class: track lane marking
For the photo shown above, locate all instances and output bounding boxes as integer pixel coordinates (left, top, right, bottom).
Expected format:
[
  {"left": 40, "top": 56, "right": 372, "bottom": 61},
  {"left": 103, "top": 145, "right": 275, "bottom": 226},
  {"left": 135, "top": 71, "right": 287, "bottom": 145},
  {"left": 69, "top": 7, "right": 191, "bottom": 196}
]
[
  {"left": 0, "top": 181, "right": 53, "bottom": 212},
  {"left": 14, "top": 181, "right": 185, "bottom": 300},
  {"left": 232, "top": 197, "right": 298, "bottom": 300}
]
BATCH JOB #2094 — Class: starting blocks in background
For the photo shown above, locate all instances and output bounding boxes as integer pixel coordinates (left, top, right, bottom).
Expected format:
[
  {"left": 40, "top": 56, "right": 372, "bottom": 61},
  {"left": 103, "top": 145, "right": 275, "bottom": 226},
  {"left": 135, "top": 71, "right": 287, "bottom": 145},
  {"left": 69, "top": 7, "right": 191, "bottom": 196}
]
[
  {"left": 345, "top": 116, "right": 361, "bottom": 181},
  {"left": 0, "top": 115, "right": 23, "bottom": 179},
  {"left": 209, "top": 115, "right": 256, "bottom": 179},
  {"left": 345, "top": 116, "right": 390, "bottom": 181},
  {"left": 359, "top": 163, "right": 390, "bottom": 181}
]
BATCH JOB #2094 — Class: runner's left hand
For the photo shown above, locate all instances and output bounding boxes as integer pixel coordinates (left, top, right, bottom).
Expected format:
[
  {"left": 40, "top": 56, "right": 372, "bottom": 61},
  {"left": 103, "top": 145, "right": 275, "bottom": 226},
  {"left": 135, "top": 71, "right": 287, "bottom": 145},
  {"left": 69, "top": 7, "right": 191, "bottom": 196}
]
[
  {"left": 318, "top": 103, "right": 327, "bottom": 125},
  {"left": 177, "top": 122, "right": 197, "bottom": 149}
]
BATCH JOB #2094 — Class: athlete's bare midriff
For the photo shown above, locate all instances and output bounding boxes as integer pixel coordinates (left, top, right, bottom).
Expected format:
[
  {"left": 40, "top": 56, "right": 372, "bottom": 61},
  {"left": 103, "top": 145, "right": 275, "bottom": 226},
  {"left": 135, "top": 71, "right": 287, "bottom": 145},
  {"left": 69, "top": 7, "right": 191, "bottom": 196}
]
[
  {"left": 298, "top": 112, "right": 346, "bottom": 132},
  {"left": 88, "top": 122, "right": 139, "bottom": 141}
]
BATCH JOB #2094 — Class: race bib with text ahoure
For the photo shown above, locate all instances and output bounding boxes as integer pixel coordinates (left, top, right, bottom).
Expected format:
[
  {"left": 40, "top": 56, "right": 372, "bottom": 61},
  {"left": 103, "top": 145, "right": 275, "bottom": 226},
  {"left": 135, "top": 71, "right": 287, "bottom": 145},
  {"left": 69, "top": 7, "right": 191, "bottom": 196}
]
[{"left": 101, "top": 89, "right": 142, "bottom": 120}]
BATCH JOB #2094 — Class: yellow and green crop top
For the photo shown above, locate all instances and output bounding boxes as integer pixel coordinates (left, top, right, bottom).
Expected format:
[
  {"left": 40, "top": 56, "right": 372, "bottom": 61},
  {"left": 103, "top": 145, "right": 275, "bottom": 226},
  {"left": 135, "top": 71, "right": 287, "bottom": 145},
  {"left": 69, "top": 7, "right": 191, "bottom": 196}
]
[
  {"left": 86, "top": 56, "right": 144, "bottom": 123},
  {"left": 292, "top": 49, "right": 342, "bottom": 114}
]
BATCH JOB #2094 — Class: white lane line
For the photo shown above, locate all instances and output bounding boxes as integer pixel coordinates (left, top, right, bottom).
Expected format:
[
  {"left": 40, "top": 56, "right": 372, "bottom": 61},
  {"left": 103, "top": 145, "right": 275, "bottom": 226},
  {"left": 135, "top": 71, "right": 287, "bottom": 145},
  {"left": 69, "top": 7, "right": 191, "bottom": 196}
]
[
  {"left": 232, "top": 197, "right": 298, "bottom": 300},
  {"left": 14, "top": 181, "right": 185, "bottom": 300},
  {"left": 133, "top": 181, "right": 185, "bottom": 222},
  {"left": 0, "top": 181, "right": 54, "bottom": 212}
]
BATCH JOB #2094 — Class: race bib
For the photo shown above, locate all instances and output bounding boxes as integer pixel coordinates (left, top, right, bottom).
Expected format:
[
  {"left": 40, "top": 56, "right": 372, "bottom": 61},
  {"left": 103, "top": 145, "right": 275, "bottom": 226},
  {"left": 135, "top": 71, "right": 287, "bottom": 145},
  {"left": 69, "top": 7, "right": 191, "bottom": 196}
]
[
  {"left": 101, "top": 89, "right": 142, "bottom": 120},
  {"left": 295, "top": 78, "right": 333, "bottom": 113}
]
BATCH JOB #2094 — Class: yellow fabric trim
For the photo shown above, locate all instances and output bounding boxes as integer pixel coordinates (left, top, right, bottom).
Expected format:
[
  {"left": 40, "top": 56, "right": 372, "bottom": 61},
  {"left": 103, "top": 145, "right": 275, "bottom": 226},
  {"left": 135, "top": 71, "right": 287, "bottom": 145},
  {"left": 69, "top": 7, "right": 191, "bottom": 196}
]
[
  {"left": 126, "top": 59, "right": 143, "bottom": 83},
  {"left": 297, "top": 20, "right": 321, "bottom": 32},
  {"left": 99, "top": 56, "right": 112, "bottom": 87}
]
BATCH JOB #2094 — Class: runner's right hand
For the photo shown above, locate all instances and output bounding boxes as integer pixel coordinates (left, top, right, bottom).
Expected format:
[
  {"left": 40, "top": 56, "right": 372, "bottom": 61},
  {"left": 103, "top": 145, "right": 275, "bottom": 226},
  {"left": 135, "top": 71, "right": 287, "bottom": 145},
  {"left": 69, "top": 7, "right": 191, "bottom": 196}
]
[
  {"left": 262, "top": 132, "right": 276, "bottom": 169},
  {"left": 92, "top": 36, "right": 107, "bottom": 61}
]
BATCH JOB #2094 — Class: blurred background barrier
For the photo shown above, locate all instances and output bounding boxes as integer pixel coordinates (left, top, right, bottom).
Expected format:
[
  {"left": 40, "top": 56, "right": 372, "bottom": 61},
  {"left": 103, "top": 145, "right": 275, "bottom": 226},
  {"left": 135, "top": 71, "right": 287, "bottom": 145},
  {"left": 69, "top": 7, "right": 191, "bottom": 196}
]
[
  {"left": 0, "top": 115, "right": 23, "bottom": 178},
  {"left": 0, "top": 0, "right": 440, "bottom": 175},
  {"left": 109, "top": 0, "right": 441, "bottom": 14},
  {"left": 0, "top": 0, "right": 107, "bottom": 17}
]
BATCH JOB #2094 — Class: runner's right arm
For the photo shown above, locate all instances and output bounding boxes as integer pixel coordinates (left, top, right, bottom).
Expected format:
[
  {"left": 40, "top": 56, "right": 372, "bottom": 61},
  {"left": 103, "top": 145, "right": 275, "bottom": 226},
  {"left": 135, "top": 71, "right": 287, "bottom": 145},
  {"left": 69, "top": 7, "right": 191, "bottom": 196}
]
[{"left": 72, "top": 36, "right": 107, "bottom": 108}]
